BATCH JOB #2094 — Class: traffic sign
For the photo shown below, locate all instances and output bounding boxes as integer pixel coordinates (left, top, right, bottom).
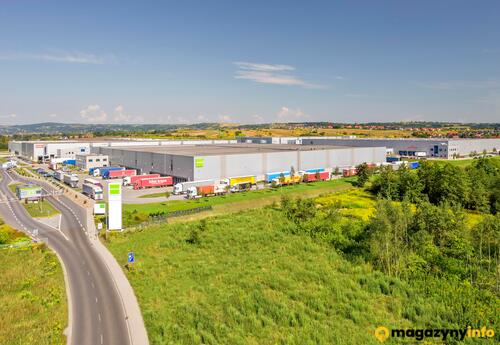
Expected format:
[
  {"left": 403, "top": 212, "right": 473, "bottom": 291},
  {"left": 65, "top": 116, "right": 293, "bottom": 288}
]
[{"left": 127, "top": 252, "right": 135, "bottom": 263}]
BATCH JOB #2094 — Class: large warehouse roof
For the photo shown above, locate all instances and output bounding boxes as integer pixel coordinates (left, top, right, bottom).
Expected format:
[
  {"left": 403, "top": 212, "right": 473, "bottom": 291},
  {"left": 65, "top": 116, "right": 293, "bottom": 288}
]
[{"left": 105, "top": 143, "right": 367, "bottom": 156}]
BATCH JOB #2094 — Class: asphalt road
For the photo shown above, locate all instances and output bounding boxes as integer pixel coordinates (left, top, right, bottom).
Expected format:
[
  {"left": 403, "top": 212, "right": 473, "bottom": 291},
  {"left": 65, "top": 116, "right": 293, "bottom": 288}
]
[{"left": 0, "top": 169, "right": 131, "bottom": 345}]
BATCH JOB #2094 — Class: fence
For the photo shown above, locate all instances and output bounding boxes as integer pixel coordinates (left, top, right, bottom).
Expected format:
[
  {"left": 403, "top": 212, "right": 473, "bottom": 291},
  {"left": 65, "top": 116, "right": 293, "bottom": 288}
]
[{"left": 124, "top": 205, "right": 213, "bottom": 232}]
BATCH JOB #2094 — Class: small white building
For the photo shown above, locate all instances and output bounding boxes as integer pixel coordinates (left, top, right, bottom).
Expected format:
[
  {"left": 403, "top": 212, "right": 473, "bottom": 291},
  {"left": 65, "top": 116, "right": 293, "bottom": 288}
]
[{"left": 76, "top": 154, "right": 109, "bottom": 171}]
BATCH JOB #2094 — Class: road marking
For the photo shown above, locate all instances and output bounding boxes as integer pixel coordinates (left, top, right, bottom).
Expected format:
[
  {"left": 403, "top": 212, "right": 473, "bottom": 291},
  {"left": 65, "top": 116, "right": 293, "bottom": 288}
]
[
  {"left": 100, "top": 334, "right": 103, "bottom": 344},
  {"left": 95, "top": 297, "right": 98, "bottom": 304},
  {"left": 98, "top": 313, "right": 101, "bottom": 322},
  {"left": 91, "top": 281, "right": 95, "bottom": 289},
  {"left": 58, "top": 214, "right": 62, "bottom": 230}
]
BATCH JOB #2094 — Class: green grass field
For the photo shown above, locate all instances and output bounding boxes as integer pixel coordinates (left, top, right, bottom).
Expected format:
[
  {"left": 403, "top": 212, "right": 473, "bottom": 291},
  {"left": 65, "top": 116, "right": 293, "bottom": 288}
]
[
  {"left": 0, "top": 221, "right": 67, "bottom": 345},
  {"left": 106, "top": 191, "right": 497, "bottom": 344},
  {"left": 8, "top": 183, "right": 60, "bottom": 218},
  {"left": 434, "top": 155, "right": 500, "bottom": 167},
  {"left": 124, "top": 178, "right": 353, "bottom": 218}
]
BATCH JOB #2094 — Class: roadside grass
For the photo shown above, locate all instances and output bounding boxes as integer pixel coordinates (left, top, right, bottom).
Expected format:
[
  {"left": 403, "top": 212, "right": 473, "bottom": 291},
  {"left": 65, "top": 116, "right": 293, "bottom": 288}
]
[
  {"left": 105, "top": 205, "right": 494, "bottom": 345},
  {"left": 0, "top": 221, "right": 67, "bottom": 345},
  {"left": 138, "top": 192, "right": 170, "bottom": 198},
  {"left": 8, "top": 182, "right": 60, "bottom": 218}
]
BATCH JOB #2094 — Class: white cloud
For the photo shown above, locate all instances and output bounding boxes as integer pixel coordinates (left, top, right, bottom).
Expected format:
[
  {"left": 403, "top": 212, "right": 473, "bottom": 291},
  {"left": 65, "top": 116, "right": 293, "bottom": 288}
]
[
  {"left": 218, "top": 115, "right": 232, "bottom": 123},
  {"left": 415, "top": 80, "right": 500, "bottom": 90},
  {"left": 49, "top": 113, "right": 57, "bottom": 118},
  {"left": 335, "top": 75, "right": 345, "bottom": 80},
  {"left": 0, "top": 113, "right": 17, "bottom": 119},
  {"left": 113, "top": 105, "right": 144, "bottom": 123},
  {"left": 276, "top": 106, "right": 309, "bottom": 122},
  {"left": 252, "top": 114, "right": 264, "bottom": 123},
  {"left": 0, "top": 51, "right": 115, "bottom": 65},
  {"left": 196, "top": 115, "right": 207, "bottom": 122},
  {"left": 234, "top": 61, "right": 324, "bottom": 89},
  {"left": 80, "top": 104, "right": 108, "bottom": 123}
]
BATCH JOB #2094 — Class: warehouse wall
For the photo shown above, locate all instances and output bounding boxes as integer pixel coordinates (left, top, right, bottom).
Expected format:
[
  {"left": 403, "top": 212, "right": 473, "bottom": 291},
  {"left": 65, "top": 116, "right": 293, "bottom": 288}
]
[{"left": 450, "top": 139, "right": 500, "bottom": 156}]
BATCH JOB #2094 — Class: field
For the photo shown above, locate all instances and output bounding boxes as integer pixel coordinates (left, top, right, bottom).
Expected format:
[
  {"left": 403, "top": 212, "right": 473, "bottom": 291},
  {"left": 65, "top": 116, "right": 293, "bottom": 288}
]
[
  {"left": 123, "top": 178, "right": 354, "bottom": 225},
  {"left": 8, "top": 183, "right": 60, "bottom": 218},
  {"left": 106, "top": 194, "right": 497, "bottom": 345},
  {"left": 0, "top": 221, "right": 67, "bottom": 345},
  {"left": 434, "top": 155, "right": 500, "bottom": 167}
]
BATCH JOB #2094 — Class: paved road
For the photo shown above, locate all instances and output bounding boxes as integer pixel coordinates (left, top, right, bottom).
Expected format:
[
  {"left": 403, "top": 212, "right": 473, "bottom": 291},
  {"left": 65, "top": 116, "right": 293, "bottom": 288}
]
[{"left": 0, "top": 169, "right": 132, "bottom": 345}]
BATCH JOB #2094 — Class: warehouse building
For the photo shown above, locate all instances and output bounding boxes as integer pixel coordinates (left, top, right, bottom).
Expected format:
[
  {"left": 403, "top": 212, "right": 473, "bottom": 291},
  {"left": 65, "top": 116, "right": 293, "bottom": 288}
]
[
  {"left": 238, "top": 137, "right": 500, "bottom": 159},
  {"left": 93, "top": 144, "right": 386, "bottom": 183},
  {"left": 75, "top": 154, "right": 109, "bottom": 171},
  {"left": 8, "top": 139, "right": 237, "bottom": 162}
]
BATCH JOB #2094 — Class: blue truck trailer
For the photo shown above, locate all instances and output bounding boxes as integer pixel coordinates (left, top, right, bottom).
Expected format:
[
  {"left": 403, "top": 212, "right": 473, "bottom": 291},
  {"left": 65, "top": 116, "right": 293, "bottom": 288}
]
[{"left": 90, "top": 166, "right": 124, "bottom": 177}]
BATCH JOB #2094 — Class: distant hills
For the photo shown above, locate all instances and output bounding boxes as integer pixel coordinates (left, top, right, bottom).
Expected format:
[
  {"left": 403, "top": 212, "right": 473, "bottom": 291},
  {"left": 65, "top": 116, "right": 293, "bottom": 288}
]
[{"left": 0, "top": 121, "right": 498, "bottom": 135}]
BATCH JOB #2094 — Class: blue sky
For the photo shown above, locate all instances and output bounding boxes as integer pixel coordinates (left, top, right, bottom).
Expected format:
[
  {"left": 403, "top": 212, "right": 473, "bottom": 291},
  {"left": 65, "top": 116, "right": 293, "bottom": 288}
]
[{"left": 1, "top": 1, "right": 499, "bottom": 125}]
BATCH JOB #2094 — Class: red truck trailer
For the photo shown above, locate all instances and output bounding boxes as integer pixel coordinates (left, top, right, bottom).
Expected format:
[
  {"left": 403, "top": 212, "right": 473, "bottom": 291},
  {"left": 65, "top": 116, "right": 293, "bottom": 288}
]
[
  {"left": 133, "top": 176, "right": 173, "bottom": 189},
  {"left": 107, "top": 169, "right": 137, "bottom": 179},
  {"left": 343, "top": 167, "right": 358, "bottom": 177},
  {"left": 303, "top": 171, "right": 330, "bottom": 182},
  {"left": 130, "top": 174, "right": 160, "bottom": 185}
]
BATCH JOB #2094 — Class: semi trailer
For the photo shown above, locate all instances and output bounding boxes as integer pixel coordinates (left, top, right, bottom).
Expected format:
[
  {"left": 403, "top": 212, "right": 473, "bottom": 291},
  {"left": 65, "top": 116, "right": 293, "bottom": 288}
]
[
  {"left": 124, "top": 173, "right": 160, "bottom": 186},
  {"left": 302, "top": 171, "right": 330, "bottom": 182},
  {"left": 173, "top": 179, "right": 215, "bottom": 195},
  {"left": 82, "top": 183, "right": 104, "bottom": 200},
  {"left": 186, "top": 184, "right": 227, "bottom": 198},
  {"left": 271, "top": 175, "right": 302, "bottom": 187},
  {"left": 133, "top": 176, "right": 173, "bottom": 189},
  {"left": 90, "top": 166, "right": 124, "bottom": 177},
  {"left": 103, "top": 169, "right": 136, "bottom": 179},
  {"left": 63, "top": 174, "right": 79, "bottom": 188}
]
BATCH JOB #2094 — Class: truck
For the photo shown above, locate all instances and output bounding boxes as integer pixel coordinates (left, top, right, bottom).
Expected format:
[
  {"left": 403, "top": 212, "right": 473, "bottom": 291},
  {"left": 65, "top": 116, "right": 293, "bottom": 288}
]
[
  {"left": 2, "top": 160, "right": 17, "bottom": 169},
  {"left": 90, "top": 166, "right": 124, "bottom": 177},
  {"left": 124, "top": 173, "right": 161, "bottom": 186},
  {"left": 83, "top": 178, "right": 103, "bottom": 187},
  {"left": 226, "top": 175, "right": 256, "bottom": 186},
  {"left": 342, "top": 167, "right": 358, "bottom": 177},
  {"left": 271, "top": 175, "right": 302, "bottom": 187},
  {"left": 133, "top": 176, "right": 173, "bottom": 190},
  {"left": 54, "top": 170, "right": 65, "bottom": 181},
  {"left": 173, "top": 179, "right": 215, "bottom": 195},
  {"left": 304, "top": 168, "right": 325, "bottom": 174},
  {"left": 63, "top": 174, "right": 79, "bottom": 188},
  {"left": 265, "top": 171, "right": 290, "bottom": 183},
  {"left": 302, "top": 171, "right": 330, "bottom": 182},
  {"left": 103, "top": 169, "right": 136, "bottom": 179},
  {"left": 82, "top": 183, "right": 104, "bottom": 200},
  {"left": 186, "top": 184, "right": 227, "bottom": 198}
]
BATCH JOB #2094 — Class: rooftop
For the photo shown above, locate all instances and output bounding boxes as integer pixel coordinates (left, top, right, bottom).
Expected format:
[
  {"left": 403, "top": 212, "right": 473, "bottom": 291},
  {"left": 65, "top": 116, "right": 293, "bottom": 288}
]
[{"left": 101, "top": 143, "right": 371, "bottom": 156}]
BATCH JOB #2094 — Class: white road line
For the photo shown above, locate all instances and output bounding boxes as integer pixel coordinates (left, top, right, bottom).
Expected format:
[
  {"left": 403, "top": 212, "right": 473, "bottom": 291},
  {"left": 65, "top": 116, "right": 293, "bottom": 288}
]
[
  {"left": 98, "top": 313, "right": 101, "bottom": 322},
  {"left": 91, "top": 281, "right": 95, "bottom": 289},
  {"left": 100, "top": 334, "right": 103, "bottom": 344},
  {"left": 95, "top": 297, "right": 98, "bottom": 304},
  {"left": 58, "top": 214, "right": 62, "bottom": 230}
]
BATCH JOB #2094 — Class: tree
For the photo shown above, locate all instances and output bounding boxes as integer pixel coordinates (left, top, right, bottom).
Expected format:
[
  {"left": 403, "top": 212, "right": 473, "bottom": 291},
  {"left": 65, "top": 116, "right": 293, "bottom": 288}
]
[{"left": 356, "top": 163, "right": 373, "bottom": 187}]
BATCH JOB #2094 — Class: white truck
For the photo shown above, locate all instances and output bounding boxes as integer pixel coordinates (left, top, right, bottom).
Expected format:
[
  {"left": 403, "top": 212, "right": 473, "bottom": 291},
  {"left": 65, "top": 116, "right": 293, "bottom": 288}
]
[
  {"left": 63, "top": 174, "right": 79, "bottom": 188},
  {"left": 173, "top": 179, "right": 215, "bottom": 195},
  {"left": 82, "top": 183, "right": 103, "bottom": 200},
  {"left": 186, "top": 183, "right": 227, "bottom": 199},
  {"left": 54, "top": 170, "right": 65, "bottom": 181}
]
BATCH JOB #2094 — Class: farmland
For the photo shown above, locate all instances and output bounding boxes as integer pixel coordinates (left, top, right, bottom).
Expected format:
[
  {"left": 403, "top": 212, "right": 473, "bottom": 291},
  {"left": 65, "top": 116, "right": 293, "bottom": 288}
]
[{"left": 0, "top": 221, "right": 67, "bottom": 345}]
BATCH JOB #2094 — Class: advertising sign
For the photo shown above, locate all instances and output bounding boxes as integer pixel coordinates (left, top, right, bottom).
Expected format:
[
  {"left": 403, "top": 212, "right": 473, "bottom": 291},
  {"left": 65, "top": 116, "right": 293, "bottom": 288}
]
[{"left": 107, "top": 180, "right": 122, "bottom": 230}]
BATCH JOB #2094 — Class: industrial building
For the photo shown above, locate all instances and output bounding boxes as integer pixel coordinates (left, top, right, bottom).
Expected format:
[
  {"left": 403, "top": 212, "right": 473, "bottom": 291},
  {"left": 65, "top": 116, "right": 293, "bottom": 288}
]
[
  {"left": 8, "top": 139, "right": 237, "bottom": 162},
  {"left": 16, "top": 184, "right": 43, "bottom": 200},
  {"left": 76, "top": 154, "right": 109, "bottom": 171},
  {"left": 239, "top": 137, "right": 500, "bottom": 159},
  {"left": 93, "top": 144, "right": 386, "bottom": 183}
]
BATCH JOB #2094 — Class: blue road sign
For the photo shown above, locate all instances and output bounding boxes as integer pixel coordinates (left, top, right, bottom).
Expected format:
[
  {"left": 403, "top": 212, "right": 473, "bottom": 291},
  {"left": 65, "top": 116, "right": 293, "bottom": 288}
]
[{"left": 128, "top": 252, "right": 135, "bottom": 263}]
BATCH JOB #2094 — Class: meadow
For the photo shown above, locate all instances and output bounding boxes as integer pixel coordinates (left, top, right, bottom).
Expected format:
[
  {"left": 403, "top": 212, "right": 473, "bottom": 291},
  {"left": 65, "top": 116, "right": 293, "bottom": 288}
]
[
  {"left": 0, "top": 221, "right": 67, "bottom": 345},
  {"left": 123, "top": 178, "right": 354, "bottom": 226},
  {"left": 106, "top": 187, "right": 498, "bottom": 344}
]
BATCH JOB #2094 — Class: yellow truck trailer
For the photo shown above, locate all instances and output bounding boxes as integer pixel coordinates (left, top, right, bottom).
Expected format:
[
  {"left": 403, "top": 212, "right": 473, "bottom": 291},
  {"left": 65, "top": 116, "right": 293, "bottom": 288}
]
[
  {"left": 228, "top": 175, "right": 256, "bottom": 186},
  {"left": 271, "top": 175, "right": 302, "bottom": 187}
]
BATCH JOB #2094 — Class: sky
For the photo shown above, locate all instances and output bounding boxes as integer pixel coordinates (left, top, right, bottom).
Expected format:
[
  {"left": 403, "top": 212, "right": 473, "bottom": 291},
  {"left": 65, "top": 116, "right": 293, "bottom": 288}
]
[{"left": 1, "top": 0, "right": 499, "bottom": 125}]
